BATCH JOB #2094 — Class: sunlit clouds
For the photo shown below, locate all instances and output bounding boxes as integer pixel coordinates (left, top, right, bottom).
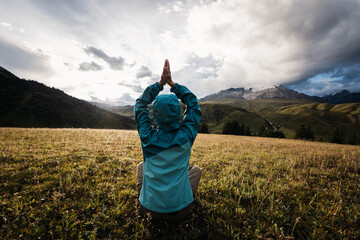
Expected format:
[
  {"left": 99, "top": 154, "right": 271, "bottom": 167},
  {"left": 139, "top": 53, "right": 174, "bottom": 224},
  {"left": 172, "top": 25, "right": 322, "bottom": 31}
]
[{"left": 1, "top": 0, "right": 360, "bottom": 105}]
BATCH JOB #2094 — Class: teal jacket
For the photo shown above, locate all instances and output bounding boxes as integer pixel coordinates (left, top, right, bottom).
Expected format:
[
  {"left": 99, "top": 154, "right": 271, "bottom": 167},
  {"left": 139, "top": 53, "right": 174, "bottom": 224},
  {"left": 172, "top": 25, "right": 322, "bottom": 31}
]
[{"left": 134, "top": 82, "right": 202, "bottom": 213}]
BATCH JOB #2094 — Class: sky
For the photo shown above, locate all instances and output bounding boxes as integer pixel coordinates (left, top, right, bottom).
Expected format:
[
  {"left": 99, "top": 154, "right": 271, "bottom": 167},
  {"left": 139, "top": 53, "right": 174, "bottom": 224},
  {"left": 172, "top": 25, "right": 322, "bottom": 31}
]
[{"left": 1, "top": 0, "right": 360, "bottom": 105}]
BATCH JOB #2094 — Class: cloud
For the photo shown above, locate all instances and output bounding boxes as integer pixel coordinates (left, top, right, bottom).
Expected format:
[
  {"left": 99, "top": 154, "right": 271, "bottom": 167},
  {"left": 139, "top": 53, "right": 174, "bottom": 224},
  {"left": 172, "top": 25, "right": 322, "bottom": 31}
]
[
  {"left": 78, "top": 61, "right": 103, "bottom": 71},
  {"left": 136, "top": 66, "right": 152, "bottom": 79},
  {"left": 30, "top": 0, "right": 96, "bottom": 28},
  {"left": 196, "top": 67, "right": 216, "bottom": 76},
  {"left": 171, "top": 54, "right": 223, "bottom": 96},
  {"left": 186, "top": 0, "right": 360, "bottom": 92},
  {"left": 1, "top": 22, "right": 13, "bottom": 30},
  {"left": 150, "top": 74, "right": 161, "bottom": 83},
  {"left": 176, "top": 54, "right": 222, "bottom": 78},
  {"left": 331, "top": 64, "right": 360, "bottom": 82},
  {"left": 286, "top": 63, "right": 360, "bottom": 96},
  {"left": 1, "top": 21, "right": 25, "bottom": 33},
  {"left": 115, "top": 93, "right": 136, "bottom": 105},
  {"left": 84, "top": 46, "right": 125, "bottom": 70},
  {"left": 286, "top": 77, "right": 347, "bottom": 97},
  {"left": 0, "top": 36, "right": 52, "bottom": 80},
  {"left": 90, "top": 92, "right": 135, "bottom": 106},
  {"left": 118, "top": 82, "right": 144, "bottom": 93},
  {"left": 158, "top": 1, "right": 184, "bottom": 14}
]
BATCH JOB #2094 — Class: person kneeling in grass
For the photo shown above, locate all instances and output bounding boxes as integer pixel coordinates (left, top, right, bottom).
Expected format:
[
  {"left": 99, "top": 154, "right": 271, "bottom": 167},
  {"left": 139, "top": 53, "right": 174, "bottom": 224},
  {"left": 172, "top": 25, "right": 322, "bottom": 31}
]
[{"left": 135, "top": 59, "right": 202, "bottom": 222}]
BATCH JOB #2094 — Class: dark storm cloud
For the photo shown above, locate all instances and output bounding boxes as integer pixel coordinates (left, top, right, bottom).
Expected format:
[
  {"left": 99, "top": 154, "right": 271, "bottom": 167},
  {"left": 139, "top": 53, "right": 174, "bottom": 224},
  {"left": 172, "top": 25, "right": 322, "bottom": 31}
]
[
  {"left": 285, "top": 77, "right": 360, "bottom": 96},
  {"left": 328, "top": 64, "right": 360, "bottom": 83},
  {"left": 278, "top": 0, "right": 360, "bottom": 84},
  {"left": 253, "top": 0, "right": 360, "bottom": 85},
  {"left": 84, "top": 46, "right": 125, "bottom": 70},
  {"left": 286, "top": 63, "right": 360, "bottom": 96},
  {"left": 0, "top": 36, "right": 52, "bottom": 78},
  {"left": 78, "top": 61, "right": 103, "bottom": 71},
  {"left": 136, "top": 66, "right": 152, "bottom": 79},
  {"left": 249, "top": 0, "right": 360, "bottom": 95}
]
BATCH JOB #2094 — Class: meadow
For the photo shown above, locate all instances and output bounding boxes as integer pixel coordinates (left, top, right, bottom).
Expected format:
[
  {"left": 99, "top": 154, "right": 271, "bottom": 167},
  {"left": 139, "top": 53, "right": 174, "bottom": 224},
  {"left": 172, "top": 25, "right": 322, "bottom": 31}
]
[{"left": 0, "top": 128, "right": 359, "bottom": 239}]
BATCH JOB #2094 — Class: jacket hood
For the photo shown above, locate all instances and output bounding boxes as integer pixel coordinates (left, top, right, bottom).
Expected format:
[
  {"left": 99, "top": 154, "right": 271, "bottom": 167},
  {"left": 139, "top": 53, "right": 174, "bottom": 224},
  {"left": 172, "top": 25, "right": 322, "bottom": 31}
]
[{"left": 153, "top": 94, "right": 181, "bottom": 131}]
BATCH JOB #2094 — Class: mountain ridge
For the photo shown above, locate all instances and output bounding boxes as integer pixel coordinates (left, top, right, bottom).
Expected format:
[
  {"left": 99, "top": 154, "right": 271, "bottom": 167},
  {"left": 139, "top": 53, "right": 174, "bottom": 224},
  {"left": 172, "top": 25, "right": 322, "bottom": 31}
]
[
  {"left": 323, "top": 90, "right": 360, "bottom": 104},
  {"left": 200, "top": 85, "right": 327, "bottom": 102},
  {"left": 0, "top": 66, "right": 135, "bottom": 129}
]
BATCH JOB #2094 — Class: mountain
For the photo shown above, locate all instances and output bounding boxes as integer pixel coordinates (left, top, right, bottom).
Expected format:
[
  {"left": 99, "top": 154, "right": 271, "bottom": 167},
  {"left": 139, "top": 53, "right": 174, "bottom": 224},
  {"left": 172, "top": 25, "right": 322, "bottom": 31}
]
[
  {"left": 199, "top": 87, "right": 248, "bottom": 101},
  {"left": 200, "top": 85, "right": 326, "bottom": 102},
  {"left": 323, "top": 90, "right": 360, "bottom": 104},
  {"left": 0, "top": 66, "right": 135, "bottom": 129}
]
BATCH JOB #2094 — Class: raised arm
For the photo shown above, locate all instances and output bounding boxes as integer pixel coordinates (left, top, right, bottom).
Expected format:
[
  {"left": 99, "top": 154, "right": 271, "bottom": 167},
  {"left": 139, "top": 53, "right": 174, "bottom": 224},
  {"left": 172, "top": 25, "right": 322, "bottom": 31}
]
[
  {"left": 171, "top": 83, "right": 202, "bottom": 144},
  {"left": 135, "top": 60, "right": 170, "bottom": 141},
  {"left": 134, "top": 82, "right": 163, "bottom": 143}
]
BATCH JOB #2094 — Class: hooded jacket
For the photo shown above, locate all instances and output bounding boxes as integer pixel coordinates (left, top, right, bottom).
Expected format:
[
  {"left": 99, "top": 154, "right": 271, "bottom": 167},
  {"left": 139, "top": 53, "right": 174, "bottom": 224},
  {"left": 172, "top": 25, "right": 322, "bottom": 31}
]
[{"left": 134, "top": 82, "right": 202, "bottom": 213}]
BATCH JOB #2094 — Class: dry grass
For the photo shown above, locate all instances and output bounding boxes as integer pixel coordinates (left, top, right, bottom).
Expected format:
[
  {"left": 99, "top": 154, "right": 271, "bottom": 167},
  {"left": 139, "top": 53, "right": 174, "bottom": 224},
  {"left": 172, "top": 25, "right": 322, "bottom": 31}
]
[{"left": 0, "top": 128, "right": 359, "bottom": 239}]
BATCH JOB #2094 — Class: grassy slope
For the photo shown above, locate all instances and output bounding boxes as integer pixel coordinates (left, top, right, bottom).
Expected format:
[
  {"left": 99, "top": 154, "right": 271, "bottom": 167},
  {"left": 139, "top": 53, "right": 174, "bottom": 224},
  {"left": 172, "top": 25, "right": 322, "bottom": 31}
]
[
  {"left": 199, "top": 103, "right": 268, "bottom": 133},
  {"left": 273, "top": 102, "right": 360, "bottom": 140},
  {"left": 201, "top": 99, "right": 360, "bottom": 143},
  {"left": 1, "top": 128, "right": 359, "bottom": 239}
]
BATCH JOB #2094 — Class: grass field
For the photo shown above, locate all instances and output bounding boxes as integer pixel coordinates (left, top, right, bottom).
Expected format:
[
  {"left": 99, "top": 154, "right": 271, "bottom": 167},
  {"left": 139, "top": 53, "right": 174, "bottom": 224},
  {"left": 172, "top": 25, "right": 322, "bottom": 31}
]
[{"left": 1, "top": 128, "right": 359, "bottom": 239}]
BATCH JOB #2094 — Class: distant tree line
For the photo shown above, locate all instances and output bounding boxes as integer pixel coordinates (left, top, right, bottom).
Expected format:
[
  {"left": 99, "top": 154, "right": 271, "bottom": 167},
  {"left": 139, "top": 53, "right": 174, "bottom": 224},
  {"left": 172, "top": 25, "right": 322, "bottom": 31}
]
[
  {"left": 295, "top": 124, "right": 314, "bottom": 140},
  {"left": 294, "top": 124, "right": 358, "bottom": 145},
  {"left": 198, "top": 120, "right": 286, "bottom": 139},
  {"left": 222, "top": 121, "right": 251, "bottom": 136},
  {"left": 220, "top": 121, "right": 285, "bottom": 138},
  {"left": 294, "top": 124, "right": 348, "bottom": 144},
  {"left": 329, "top": 127, "right": 358, "bottom": 145},
  {"left": 258, "top": 125, "right": 285, "bottom": 138},
  {"left": 199, "top": 120, "right": 359, "bottom": 144},
  {"left": 198, "top": 122, "right": 209, "bottom": 134},
  {"left": 330, "top": 128, "right": 344, "bottom": 144}
]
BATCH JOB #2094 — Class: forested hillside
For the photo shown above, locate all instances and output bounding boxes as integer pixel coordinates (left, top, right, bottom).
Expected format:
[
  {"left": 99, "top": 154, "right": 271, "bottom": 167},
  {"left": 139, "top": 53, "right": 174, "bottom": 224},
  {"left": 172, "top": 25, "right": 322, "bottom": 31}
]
[{"left": 0, "top": 66, "right": 135, "bottom": 129}]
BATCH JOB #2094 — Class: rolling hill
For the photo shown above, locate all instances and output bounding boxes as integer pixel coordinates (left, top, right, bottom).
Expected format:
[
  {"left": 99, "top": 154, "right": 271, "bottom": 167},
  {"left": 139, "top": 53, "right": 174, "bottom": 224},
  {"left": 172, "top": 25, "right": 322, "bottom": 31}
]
[
  {"left": 200, "top": 98, "right": 360, "bottom": 143},
  {"left": 0, "top": 66, "right": 135, "bottom": 129},
  {"left": 109, "top": 94, "right": 360, "bottom": 144},
  {"left": 272, "top": 102, "right": 360, "bottom": 138}
]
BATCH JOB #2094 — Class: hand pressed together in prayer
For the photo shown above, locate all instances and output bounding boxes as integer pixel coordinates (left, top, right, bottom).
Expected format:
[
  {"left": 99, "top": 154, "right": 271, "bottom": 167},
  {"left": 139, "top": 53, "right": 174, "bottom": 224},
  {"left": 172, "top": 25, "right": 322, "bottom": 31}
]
[{"left": 159, "top": 59, "right": 175, "bottom": 88}]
